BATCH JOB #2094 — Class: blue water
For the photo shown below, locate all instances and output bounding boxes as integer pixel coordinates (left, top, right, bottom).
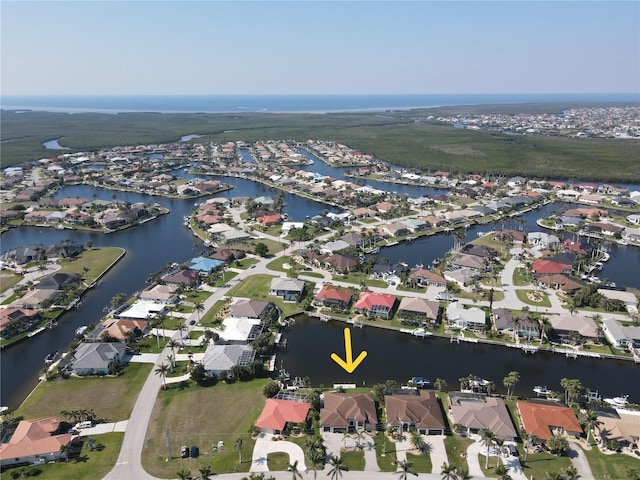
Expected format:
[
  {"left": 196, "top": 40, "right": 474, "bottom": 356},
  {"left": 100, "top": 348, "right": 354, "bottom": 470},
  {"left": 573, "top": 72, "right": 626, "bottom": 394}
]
[{"left": 2, "top": 93, "right": 639, "bottom": 114}]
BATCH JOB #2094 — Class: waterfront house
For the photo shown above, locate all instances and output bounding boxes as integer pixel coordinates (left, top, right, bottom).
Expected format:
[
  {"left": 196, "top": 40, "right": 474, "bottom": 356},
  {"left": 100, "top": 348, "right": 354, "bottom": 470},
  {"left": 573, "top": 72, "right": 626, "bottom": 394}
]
[
  {"left": 397, "top": 297, "right": 440, "bottom": 325},
  {"left": 516, "top": 401, "right": 582, "bottom": 443},
  {"left": 340, "top": 232, "right": 365, "bottom": 248},
  {"left": 36, "top": 272, "right": 78, "bottom": 290},
  {"left": 229, "top": 298, "right": 276, "bottom": 321},
  {"left": 597, "top": 411, "right": 640, "bottom": 450},
  {"left": 597, "top": 289, "right": 639, "bottom": 313},
  {"left": 0, "top": 417, "right": 73, "bottom": 468},
  {"left": 408, "top": 267, "right": 447, "bottom": 287},
  {"left": 385, "top": 390, "right": 446, "bottom": 435},
  {"left": 491, "top": 308, "right": 540, "bottom": 339},
  {"left": 323, "top": 253, "right": 358, "bottom": 273},
  {"left": 626, "top": 214, "right": 640, "bottom": 226},
  {"left": 401, "top": 218, "right": 429, "bottom": 233},
  {"left": 448, "top": 392, "right": 518, "bottom": 441},
  {"left": 354, "top": 292, "right": 397, "bottom": 319},
  {"left": 443, "top": 266, "right": 479, "bottom": 287},
  {"left": 382, "top": 223, "right": 410, "bottom": 237},
  {"left": 215, "top": 317, "right": 263, "bottom": 344},
  {"left": 315, "top": 285, "right": 353, "bottom": 309},
  {"left": 446, "top": 303, "right": 486, "bottom": 331},
  {"left": 269, "top": 277, "right": 305, "bottom": 302},
  {"left": 320, "top": 392, "right": 378, "bottom": 433},
  {"left": 601, "top": 318, "right": 640, "bottom": 349},
  {"left": 115, "top": 300, "right": 165, "bottom": 321},
  {"left": 451, "top": 253, "right": 487, "bottom": 271},
  {"left": 549, "top": 314, "right": 599, "bottom": 342},
  {"left": 528, "top": 232, "right": 560, "bottom": 249},
  {"left": 10, "top": 288, "right": 58, "bottom": 309},
  {"left": 538, "top": 274, "right": 583, "bottom": 293},
  {"left": 1, "top": 246, "right": 40, "bottom": 265},
  {"left": 210, "top": 248, "right": 246, "bottom": 263},
  {"left": 102, "top": 318, "right": 148, "bottom": 342},
  {"left": 255, "top": 398, "right": 311, "bottom": 435},
  {"left": 533, "top": 260, "right": 572, "bottom": 276},
  {"left": 162, "top": 269, "right": 200, "bottom": 287},
  {"left": 319, "top": 240, "right": 350, "bottom": 255},
  {"left": 494, "top": 229, "right": 525, "bottom": 244},
  {"left": 585, "top": 222, "right": 624, "bottom": 236},
  {"left": 69, "top": 342, "right": 126, "bottom": 376},
  {"left": 0, "top": 308, "right": 40, "bottom": 339},
  {"left": 188, "top": 256, "right": 224, "bottom": 274},
  {"left": 202, "top": 344, "right": 256, "bottom": 376},
  {"left": 139, "top": 284, "right": 179, "bottom": 304}
]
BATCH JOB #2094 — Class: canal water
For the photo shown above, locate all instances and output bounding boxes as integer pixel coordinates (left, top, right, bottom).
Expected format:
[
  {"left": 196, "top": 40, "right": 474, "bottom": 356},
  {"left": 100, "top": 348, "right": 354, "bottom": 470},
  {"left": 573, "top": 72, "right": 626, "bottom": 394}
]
[
  {"left": 1, "top": 170, "right": 639, "bottom": 409},
  {"left": 277, "top": 314, "right": 640, "bottom": 401}
]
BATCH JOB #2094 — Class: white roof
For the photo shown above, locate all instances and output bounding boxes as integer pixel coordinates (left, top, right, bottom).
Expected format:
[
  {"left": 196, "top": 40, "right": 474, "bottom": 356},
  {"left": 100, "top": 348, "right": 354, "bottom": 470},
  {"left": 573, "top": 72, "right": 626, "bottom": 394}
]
[
  {"left": 217, "top": 317, "right": 262, "bottom": 343},
  {"left": 117, "top": 300, "right": 165, "bottom": 319}
]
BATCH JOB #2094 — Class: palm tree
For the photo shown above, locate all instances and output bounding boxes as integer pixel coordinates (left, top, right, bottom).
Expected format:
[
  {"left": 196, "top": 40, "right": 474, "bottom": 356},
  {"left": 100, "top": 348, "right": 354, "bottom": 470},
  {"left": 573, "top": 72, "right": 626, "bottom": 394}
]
[
  {"left": 234, "top": 438, "right": 244, "bottom": 464},
  {"left": 480, "top": 429, "right": 497, "bottom": 469},
  {"left": 545, "top": 472, "right": 563, "bottom": 480},
  {"left": 396, "top": 460, "right": 418, "bottom": 479},
  {"left": 440, "top": 462, "right": 459, "bottom": 480},
  {"left": 197, "top": 465, "right": 213, "bottom": 480},
  {"left": 194, "top": 301, "right": 205, "bottom": 324},
  {"left": 503, "top": 371, "right": 520, "bottom": 398},
  {"left": 434, "top": 378, "right": 447, "bottom": 391},
  {"left": 288, "top": 460, "right": 303, "bottom": 480},
  {"left": 539, "top": 316, "right": 552, "bottom": 342},
  {"left": 562, "top": 465, "right": 581, "bottom": 480},
  {"left": 342, "top": 431, "right": 351, "bottom": 449},
  {"left": 495, "top": 464, "right": 512, "bottom": 480},
  {"left": 409, "top": 430, "right": 425, "bottom": 453},
  {"left": 522, "top": 431, "right": 538, "bottom": 462},
  {"left": 166, "top": 339, "right": 179, "bottom": 371},
  {"left": 177, "top": 469, "right": 192, "bottom": 480},
  {"left": 581, "top": 409, "right": 602, "bottom": 445},
  {"left": 327, "top": 455, "right": 348, "bottom": 480},
  {"left": 306, "top": 448, "right": 325, "bottom": 480},
  {"left": 155, "top": 363, "right": 170, "bottom": 390}
]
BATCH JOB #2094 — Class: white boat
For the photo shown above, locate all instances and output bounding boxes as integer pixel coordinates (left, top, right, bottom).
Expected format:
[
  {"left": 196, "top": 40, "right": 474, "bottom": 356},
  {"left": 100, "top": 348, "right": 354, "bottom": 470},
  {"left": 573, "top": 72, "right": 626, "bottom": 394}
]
[
  {"left": 408, "top": 376, "right": 430, "bottom": 388},
  {"left": 412, "top": 328, "right": 433, "bottom": 338},
  {"left": 533, "top": 385, "right": 551, "bottom": 396},
  {"left": 600, "top": 252, "right": 610, "bottom": 262},
  {"left": 75, "top": 325, "right": 88, "bottom": 337},
  {"left": 604, "top": 395, "right": 630, "bottom": 408}
]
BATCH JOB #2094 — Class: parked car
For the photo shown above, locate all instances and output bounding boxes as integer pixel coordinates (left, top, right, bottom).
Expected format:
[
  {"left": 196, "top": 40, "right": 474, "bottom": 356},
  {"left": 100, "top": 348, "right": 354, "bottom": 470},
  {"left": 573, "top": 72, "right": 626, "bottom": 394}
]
[
  {"left": 190, "top": 445, "right": 199, "bottom": 458},
  {"left": 180, "top": 445, "right": 189, "bottom": 458},
  {"left": 74, "top": 421, "right": 93, "bottom": 430},
  {"left": 435, "top": 293, "right": 456, "bottom": 302}
]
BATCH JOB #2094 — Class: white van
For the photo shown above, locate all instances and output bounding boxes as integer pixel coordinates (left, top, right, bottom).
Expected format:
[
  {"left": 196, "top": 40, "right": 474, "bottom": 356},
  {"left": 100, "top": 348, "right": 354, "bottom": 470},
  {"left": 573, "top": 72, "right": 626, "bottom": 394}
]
[{"left": 74, "top": 421, "right": 93, "bottom": 430}]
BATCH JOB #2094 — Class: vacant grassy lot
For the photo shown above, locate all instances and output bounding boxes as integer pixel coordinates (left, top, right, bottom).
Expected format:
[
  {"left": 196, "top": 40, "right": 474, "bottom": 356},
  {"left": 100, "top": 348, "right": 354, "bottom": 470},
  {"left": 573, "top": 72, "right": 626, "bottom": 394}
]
[
  {"left": 142, "top": 378, "right": 269, "bottom": 477},
  {"left": 583, "top": 444, "right": 640, "bottom": 480},
  {"left": 17, "top": 363, "right": 152, "bottom": 421},
  {"left": 57, "top": 247, "right": 125, "bottom": 284},
  {"left": 0, "top": 270, "right": 22, "bottom": 293}
]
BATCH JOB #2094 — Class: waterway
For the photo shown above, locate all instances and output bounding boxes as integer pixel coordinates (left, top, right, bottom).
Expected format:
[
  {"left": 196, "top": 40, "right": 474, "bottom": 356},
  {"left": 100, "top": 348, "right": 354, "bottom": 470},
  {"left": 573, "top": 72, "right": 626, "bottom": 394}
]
[{"left": 1, "top": 169, "right": 639, "bottom": 409}]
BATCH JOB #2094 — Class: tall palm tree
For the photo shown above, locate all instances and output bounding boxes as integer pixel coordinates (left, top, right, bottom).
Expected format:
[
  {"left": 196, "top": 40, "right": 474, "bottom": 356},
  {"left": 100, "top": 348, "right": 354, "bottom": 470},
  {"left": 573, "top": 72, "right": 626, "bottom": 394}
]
[
  {"left": 396, "top": 460, "right": 418, "bottom": 479},
  {"left": 581, "top": 409, "right": 602, "bottom": 445},
  {"left": 194, "top": 301, "right": 205, "bottom": 324},
  {"left": 288, "top": 459, "right": 303, "bottom": 480},
  {"left": 522, "top": 431, "right": 538, "bottom": 462},
  {"left": 234, "top": 438, "right": 244, "bottom": 464},
  {"left": 166, "top": 339, "right": 179, "bottom": 371},
  {"left": 154, "top": 363, "right": 170, "bottom": 390},
  {"left": 440, "top": 462, "right": 459, "bottom": 480},
  {"left": 480, "top": 428, "right": 497, "bottom": 469},
  {"left": 327, "top": 455, "right": 348, "bottom": 480},
  {"left": 495, "top": 464, "right": 512, "bottom": 480}
]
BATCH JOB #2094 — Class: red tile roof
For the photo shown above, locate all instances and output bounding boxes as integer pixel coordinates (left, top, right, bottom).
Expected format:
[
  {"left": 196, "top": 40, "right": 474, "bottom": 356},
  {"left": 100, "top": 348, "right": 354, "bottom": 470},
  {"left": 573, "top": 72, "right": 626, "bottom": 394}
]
[
  {"left": 316, "top": 285, "right": 352, "bottom": 303},
  {"left": 533, "top": 260, "right": 571, "bottom": 275},
  {"left": 255, "top": 399, "right": 310, "bottom": 431},
  {"left": 354, "top": 292, "right": 397, "bottom": 310},
  {"left": 517, "top": 401, "right": 582, "bottom": 441}
]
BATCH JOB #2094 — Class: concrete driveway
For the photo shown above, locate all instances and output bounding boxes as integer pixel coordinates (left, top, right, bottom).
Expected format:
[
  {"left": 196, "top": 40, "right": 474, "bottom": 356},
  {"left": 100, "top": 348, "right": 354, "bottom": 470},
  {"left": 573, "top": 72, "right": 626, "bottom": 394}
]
[
  {"left": 77, "top": 420, "right": 128, "bottom": 436},
  {"left": 250, "top": 433, "right": 307, "bottom": 472}
]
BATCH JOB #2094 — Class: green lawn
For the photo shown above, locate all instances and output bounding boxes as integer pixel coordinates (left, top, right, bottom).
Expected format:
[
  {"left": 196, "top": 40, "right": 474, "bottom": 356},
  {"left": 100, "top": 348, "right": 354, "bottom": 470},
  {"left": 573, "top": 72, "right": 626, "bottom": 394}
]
[
  {"left": 443, "top": 435, "right": 473, "bottom": 475},
  {"left": 267, "top": 452, "right": 290, "bottom": 471},
  {"left": 233, "top": 258, "right": 260, "bottom": 269},
  {"left": 266, "top": 256, "right": 295, "bottom": 272},
  {"left": 517, "top": 450, "right": 572, "bottom": 480},
  {"left": 17, "top": 363, "right": 152, "bottom": 422},
  {"left": 0, "top": 270, "right": 22, "bottom": 293},
  {"left": 183, "top": 289, "right": 213, "bottom": 304},
  {"left": 513, "top": 267, "right": 532, "bottom": 286},
  {"left": 406, "top": 451, "right": 433, "bottom": 473},
  {"left": 341, "top": 449, "right": 365, "bottom": 471},
  {"left": 58, "top": 247, "right": 125, "bottom": 284},
  {"left": 142, "top": 378, "right": 269, "bottom": 477},
  {"left": 515, "top": 289, "right": 552, "bottom": 308},
  {"left": 16, "top": 432, "right": 124, "bottom": 480},
  {"left": 582, "top": 443, "right": 640, "bottom": 480},
  {"left": 374, "top": 434, "right": 398, "bottom": 472}
]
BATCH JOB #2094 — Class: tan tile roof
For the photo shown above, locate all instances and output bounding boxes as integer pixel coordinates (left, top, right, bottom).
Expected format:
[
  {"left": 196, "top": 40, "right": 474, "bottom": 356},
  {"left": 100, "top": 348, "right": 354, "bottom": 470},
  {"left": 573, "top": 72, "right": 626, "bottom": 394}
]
[{"left": 0, "top": 417, "right": 72, "bottom": 461}]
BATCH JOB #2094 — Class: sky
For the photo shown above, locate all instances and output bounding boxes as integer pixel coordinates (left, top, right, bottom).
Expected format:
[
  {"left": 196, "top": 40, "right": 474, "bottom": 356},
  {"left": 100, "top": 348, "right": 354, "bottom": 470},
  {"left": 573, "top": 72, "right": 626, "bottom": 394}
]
[{"left": 1, "top": 1, "right": 639, "bottom": 95}]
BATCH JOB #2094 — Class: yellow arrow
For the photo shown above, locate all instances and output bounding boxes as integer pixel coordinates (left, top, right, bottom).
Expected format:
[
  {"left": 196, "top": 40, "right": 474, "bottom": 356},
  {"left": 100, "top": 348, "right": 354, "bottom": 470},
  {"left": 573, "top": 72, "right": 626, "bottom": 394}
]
[{"left": 331, "top": 327, "right": 367, "bottom": 374}]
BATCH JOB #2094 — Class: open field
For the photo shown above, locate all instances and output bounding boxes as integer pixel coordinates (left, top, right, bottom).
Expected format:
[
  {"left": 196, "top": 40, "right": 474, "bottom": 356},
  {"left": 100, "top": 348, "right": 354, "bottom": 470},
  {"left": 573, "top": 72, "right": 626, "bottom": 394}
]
[
  {"left": 57, "top": 247, "right": 125, "bottom": 284},
  {"left": 2, "top": 106, "right": 640, "bottom": 181},
  {"left": 141, "top": 378, "right": 269, "bottom": 478},
  {"left": 16, "top": 363, "right": 152, "bottom": 421}
]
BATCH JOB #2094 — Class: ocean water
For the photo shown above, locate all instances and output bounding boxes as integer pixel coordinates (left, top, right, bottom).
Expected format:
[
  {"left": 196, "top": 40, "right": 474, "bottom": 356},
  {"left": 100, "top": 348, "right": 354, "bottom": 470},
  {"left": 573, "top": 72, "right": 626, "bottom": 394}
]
[{"left": 1, "top": 93, "right": 638, "bottom": 114}]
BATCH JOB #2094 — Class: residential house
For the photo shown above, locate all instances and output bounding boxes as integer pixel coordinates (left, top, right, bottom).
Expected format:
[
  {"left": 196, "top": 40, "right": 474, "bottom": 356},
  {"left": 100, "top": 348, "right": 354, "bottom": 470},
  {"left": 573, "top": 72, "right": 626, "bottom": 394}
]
[
  {"left": 162, "top": 269, "right": 200, "bottom": 286},
  {"left": 324, "top": 254, "right": 358, "bottom": 273},
  {"left": 69, "top": 342, "right": 126, "bottom": 376},
  {"left": 354, "top": 292, "right": 397, "bottom": 319},
  {"left": 229, "top": 298, "right": 276, "bottom": 321},
  {"left": 407, "top": 268, "right": 447, "bottom": 287},
  {"left": 448, "top": 392, "right": 518, "bottom": 441},
  {"left": 320, "top": 392, "right": 378, "bottom": 433},
  {"left": 385, "top": 390, "right": 446, "bottom": 435},
  {"left": 549, "top": 314, "right": 599, "bottom": 341},
  {"left": 255, "top": 399, "right": 311, "bottom": 435},
  {"left": 491, "top": 308, "right": 540, "bottom": 339},
  {"left": 139, "top": 284, "right": 179, "bottom": 304},
  {"left": 0, "top": 417, "right": 73, "bottom": 468},
  {"left": 397, "top": 297, "right": 440, "bottom": 325},
  {"left": 516, "top": 401, "right": 582, "bottom": 443},
  {"left": 0, "top": 308, "right": 40, "bottom": 338},
  {"left": 451, "top": 253, "right": 487, "bottom": 271},
  {"left": 528, "top": 232, "right": 560, "bottom": 249},
  {"left": 446, "top": 303, "right": 486, "bottom": 331},
  {"left": 382, "top": 223, "right": 410, "bottom": 237},
  {"left": 443, "top": 266, "right": 479, "bottom": 287},
  {"left": 202, "top": 344, "right": 256, "bottom": 376},
  {"left": 102, "top": 318, "right": 148, "bottom": 341},
  {"left": 319, "top": 240, "right": 351, "bottom": 255},
  {"left": 36, "top": 272, "right": 78, "bottom": 290},
  {"left": 189, "top": 256, "right": 224, "bottom": 274},
  {"left": 585, "top": 222, "right": 623, "bottom": 236},
  {"left": 401, "top": 218, "right": 429, "bottom": 233},
  {"left": 601, "top": 318, "right": 640, "bottom": 349},
  {"left": 340, "top": 232, "right": 365, "bottom": 248},
  {"left": 538, "top": 274, "right": 583, "bottom": 293},
  {"left": 597, "top": 289, "right": 638, "bottom": 313},
  {"left": 597, "top": 411, "right": 640, "bottom": 450},
  {"left": 215, "top": 317, "right": 263, "bottom": 344},
  {"left": 533, "top": 260, "right": 572, "bottom": 276},
  {"left": 269, "top": 277, "right": 305, "bottom": 302},
  {"left": 315, "top": 285, "right": 353, "bottom": 309}
]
